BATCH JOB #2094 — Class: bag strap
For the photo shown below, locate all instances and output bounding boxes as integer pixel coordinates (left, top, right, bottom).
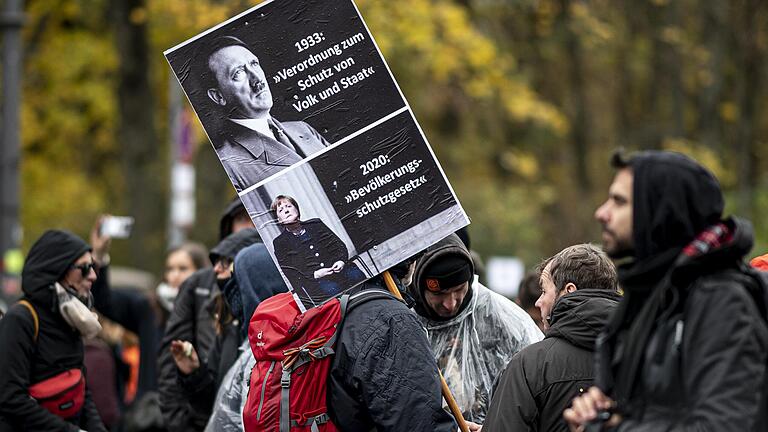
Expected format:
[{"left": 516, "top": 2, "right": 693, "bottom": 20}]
[
  {"left": 347, "top": 289, "right": 400, "bottom": 311},
  {"left": 713, "top": 265, "right": 768, "bottom": 323},
  {"left": 18, "top": 300, "right": 39, "bottom": 342},
  {"left": 280, "top": 369, "right": 291, "bottom": 432}
]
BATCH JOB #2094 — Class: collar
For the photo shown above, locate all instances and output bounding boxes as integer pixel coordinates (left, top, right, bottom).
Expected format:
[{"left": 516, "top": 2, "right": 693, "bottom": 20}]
[
  {"left": 230, "top": 117, "right": 273, "bottom": 138},
  {"left": 227, "top": 119, "right": 298, "bottom": 166}
]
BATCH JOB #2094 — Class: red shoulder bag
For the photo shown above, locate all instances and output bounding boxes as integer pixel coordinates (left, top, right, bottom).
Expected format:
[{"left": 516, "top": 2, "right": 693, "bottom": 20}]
[{"left": 18, "top": 300, "right": 86, "bottom": 419}]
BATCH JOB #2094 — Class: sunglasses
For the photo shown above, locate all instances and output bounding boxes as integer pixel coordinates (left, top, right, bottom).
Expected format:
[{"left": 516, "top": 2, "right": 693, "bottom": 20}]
[
  {"left": 70, "top": 262, "right": 96, "bottom": 277},
  {"left": 216, "top": 257, "right": 234, "bottom": 269}
]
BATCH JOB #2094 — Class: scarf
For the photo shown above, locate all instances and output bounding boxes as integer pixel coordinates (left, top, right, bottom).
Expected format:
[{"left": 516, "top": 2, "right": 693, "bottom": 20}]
[{"left": 55, "top": 283, "right": 102, "bottom": 339}]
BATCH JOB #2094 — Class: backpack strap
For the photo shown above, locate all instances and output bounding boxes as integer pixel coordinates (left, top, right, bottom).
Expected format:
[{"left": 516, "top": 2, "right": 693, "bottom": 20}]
[
  {"left": 279, "top": 295, "right": 353, "bottom": 432},
  {"left": 280, "top": 369, "right": 291, "bottom": 432},
  {"left": 291, "top": 413, "right": 330, "bottom": 432},
  {"left": 18, "top": 300, "right": 39, "bottom": 342},
  {"left": 716, "top": 265, "right": 768, "bottom": 323},
  {"left": 288, "top": 291, "right": 397, "bottom": 363},
  {"left": 347, "top": 288, "right": 400, "bottom": 312},
  {"left": 739, "top": 264, "right": 768, "bottom": 322}
]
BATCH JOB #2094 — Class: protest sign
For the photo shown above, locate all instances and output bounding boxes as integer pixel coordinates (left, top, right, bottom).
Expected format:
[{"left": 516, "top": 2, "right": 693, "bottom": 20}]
[{"left": 165, "top": 0, "right": 469, "bottom": 311}]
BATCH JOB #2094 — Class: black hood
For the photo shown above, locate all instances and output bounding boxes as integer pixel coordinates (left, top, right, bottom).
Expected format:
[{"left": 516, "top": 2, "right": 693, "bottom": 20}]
[
  {"left": 22, "top": 230, "right": 91, "bottom": 306},
  {"left": 547, "top": 289, "right": 621, "bottom": 350},
  {"left": 629, "top": 151, "right": 723, "bottom": 263},
  {"left": 218, "top": 197, "right": 248, "bottom": 241},
  {"left": 617, "top": 151, "right": 727, "bottom": 290},
  {"left": 409, "top": 234, "right": 475, "bottom": 321},
  {"left": 209, "top": 228, "right": 262, "bottom": 264},
  {"left": 599, "top": 152, "right": 749, "bottom": 404}
]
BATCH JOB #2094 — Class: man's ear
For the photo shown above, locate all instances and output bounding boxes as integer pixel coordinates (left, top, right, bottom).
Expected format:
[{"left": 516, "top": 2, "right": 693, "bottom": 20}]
[
  {"left": 564, "top": 282, "right": 577, "bottom": 294},
  {"left": 207, "top": 88, "right": 226, "bottom": 106}
]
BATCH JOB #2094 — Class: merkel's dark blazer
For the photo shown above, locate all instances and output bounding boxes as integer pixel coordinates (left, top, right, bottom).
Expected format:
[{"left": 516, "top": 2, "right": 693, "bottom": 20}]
[{"left": 271, "top": 218, "right": 348, "bottom": 292}]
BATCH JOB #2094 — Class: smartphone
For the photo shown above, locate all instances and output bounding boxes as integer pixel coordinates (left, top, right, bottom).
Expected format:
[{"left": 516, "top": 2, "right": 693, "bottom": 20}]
[{"left": 100, "top": 216, "right": 134, "bottom": 239}]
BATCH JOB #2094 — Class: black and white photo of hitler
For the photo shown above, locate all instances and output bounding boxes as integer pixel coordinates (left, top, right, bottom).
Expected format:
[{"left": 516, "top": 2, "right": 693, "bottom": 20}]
[
  {"left": 199, "top": 36, "right": 329, "bottom": 192},
  {"left": 271, "top": 194, "right": 365, "bottom": 302}
]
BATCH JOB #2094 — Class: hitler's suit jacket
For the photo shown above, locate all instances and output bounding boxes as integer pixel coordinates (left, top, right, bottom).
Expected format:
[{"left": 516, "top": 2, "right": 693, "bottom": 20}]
[{"left": 213, "top": 118, "right": 329, "bottom": 192}]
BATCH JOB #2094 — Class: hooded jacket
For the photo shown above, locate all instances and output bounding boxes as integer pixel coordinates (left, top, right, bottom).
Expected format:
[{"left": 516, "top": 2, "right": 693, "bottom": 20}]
[
  {"left": 408, "top": 235, "right": 543, "bottom": 423},
  {"left": 219, "top": 196, "right": 250, "bottom": 241},
  {"left": 0, "top": 230, "right": 105, "bottom": 432},
  {"left": 596, "top": 151, "right": 768, "bottom": 431},
  {"left": 178, "top": 242, "right": 286, "bottom": 419},
  {"left": 483, "top": 289, "right": 620, "bottom": 432},
  {"left": 159, "top": 206, "right": 260, "bottom": 432}
]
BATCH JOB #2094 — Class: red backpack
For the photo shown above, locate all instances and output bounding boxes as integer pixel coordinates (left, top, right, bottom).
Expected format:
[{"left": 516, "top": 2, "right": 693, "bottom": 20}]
[{"left": 243, "top": 290, "right": 393, "bottom": 432}]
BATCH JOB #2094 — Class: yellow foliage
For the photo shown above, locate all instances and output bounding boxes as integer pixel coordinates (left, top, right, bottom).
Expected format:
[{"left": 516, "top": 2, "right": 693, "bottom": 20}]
[
  {"left": 663, "top": 138, "right": 735, "bottom": 187},
  {"left": 500, "top": 150, "right": 540, "bottom": 180},
  {"left": 720, "top": 102, "right": 738, "bottom": 123},
  {"left": 21, "top": 155, "right": 105, "bottom": 244},
  {"left": 357, "top": 0, "right": 566, "bottom": 135}
]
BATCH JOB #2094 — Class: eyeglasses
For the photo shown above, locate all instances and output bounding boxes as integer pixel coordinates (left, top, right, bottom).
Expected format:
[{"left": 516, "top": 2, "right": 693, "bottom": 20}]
[
  {"left": 70, "top": 262, "right": 96, "bottom": 278},
  {"left": 215, "top": 257, "right": 234, "bottom": 269}
]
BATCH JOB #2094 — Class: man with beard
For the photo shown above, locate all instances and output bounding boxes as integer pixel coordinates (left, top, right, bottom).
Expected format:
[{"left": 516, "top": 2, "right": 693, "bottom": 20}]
[
  {"left": 201, "top": 36, "right": 329, "bottom": 192},
  {"left": 483, "top": 244, "right": 621, "bottom": 432},
  {"left": 409, "top": 234, "right": 543, "bottom": 425},
  {"left": 565, "top": 151, "right": 768, "bottom": 431}
]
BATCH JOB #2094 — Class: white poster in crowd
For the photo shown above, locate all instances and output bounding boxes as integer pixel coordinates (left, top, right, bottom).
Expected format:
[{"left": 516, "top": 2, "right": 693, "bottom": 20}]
[{"left": 165, "top": 0, "right": 469, "bottom": 311}]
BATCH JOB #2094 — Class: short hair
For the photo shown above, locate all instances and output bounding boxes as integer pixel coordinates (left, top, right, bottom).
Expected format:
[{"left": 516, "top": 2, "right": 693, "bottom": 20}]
[
  {"left": 270, "top": 195, "right": 301, "bottom": 220},
  {"left": 168, "top": 242, "right": 211, "bottom": 270},
  {"left": 610, "top": 148, "right": 632, "bottom": 169},
  {"left": 196, "top": 35, "right": 252, "bottom": 90},
  {"left": 539, "top": 244, "right": 618, "bottom": 293}
]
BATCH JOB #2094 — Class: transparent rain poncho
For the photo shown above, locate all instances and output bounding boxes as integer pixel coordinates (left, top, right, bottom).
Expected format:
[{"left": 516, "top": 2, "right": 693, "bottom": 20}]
[
  {"left": 420, "top": 279, "right": 543, "bottom": 423},
  {"left": 205, "top": 341, "right": 255, "bottom": 432}
]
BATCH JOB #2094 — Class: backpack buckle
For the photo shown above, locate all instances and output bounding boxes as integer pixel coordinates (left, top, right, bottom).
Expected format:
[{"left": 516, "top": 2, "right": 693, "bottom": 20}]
[{"left": 280, "top": 370, "right": 291, "bottom": 388}]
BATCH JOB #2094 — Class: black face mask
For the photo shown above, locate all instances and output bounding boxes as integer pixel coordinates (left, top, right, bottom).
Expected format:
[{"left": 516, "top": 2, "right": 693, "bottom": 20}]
[{"left": 221, "top": 278, "right": 243, "bottom": 322}]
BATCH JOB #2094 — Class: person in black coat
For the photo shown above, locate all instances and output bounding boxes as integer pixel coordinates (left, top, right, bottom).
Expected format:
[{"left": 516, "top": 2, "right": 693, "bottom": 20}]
[
  {"left": 169, "top": 236, "right": 277, "bottom": 419},
  {"left": 270, "top": 195, "right": 364, "bottom": 306},
  {"left": 566, "top": 151, "right": 768, "bottom": 431},
  {"left": 483, "top": 244, "right": 620, "bottom": 432},
  {"left": 0, "top": 230, "right": 107, "bottom": 432},
  {"left": 325, "top": 276, "right": 458, "bottom": 432},
  {"left": 158, "top": 198, "right": 255, "bottom": 432}
]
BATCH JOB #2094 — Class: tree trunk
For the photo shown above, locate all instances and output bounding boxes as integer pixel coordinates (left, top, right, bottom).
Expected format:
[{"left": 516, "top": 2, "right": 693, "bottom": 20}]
[
  {"left": 697, "top": 1, "right": 726, "bottom": 150},
  {"left": 734, "top": 0, "right": 763, "bottom": 220},
  {"left": 114, "top": 0, "right": 164, "bottom": 271},
  {"left": 560, "top": 0, "right": 590, "bottom": 193}
]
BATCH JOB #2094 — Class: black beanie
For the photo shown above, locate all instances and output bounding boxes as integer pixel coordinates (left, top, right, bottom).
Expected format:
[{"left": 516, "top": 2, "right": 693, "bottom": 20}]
[{"left": 420, "top": 254, "right": 473, "bottom": 292}]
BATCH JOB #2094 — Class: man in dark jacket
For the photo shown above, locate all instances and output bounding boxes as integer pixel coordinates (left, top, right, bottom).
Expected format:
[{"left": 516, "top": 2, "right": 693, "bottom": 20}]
[
  {"left": 328, "top": 276, "right": 459, "bottom": 431},
  {"left": 158, "top": 198, "right": 255, "bottom": 431},
  {"left": 565, "top": 151, "right": 768, "bottom": 431},
  {"left": 170, "top": 233, "right": 269, "bottom": 418},
  {"left": 196, "top": 242, "right": 289, "bottom": 431},
  {"left": 483, "top": 243, "right": 620, "bottom": 432}
]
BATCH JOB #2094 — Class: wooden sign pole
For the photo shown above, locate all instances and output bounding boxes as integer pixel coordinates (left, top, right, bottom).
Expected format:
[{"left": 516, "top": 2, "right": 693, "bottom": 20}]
[{"left": 382, "top": 271, "right": 470, "bottom": 432}]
